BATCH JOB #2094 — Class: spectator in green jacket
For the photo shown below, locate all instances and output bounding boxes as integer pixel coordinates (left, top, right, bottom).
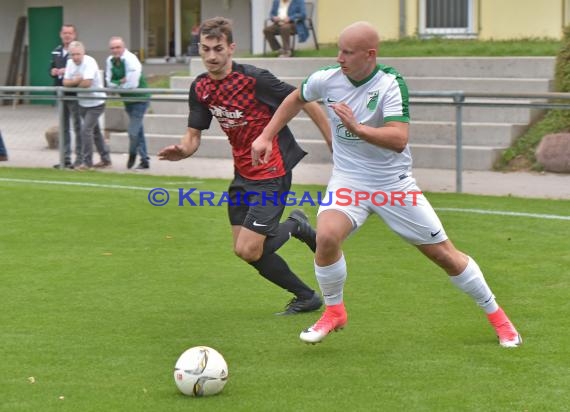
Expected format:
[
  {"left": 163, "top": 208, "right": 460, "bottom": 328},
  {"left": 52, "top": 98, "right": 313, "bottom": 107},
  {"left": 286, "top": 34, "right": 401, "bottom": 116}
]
[{"left": 105, "top": 36, "right": 150, "bottom": 170}]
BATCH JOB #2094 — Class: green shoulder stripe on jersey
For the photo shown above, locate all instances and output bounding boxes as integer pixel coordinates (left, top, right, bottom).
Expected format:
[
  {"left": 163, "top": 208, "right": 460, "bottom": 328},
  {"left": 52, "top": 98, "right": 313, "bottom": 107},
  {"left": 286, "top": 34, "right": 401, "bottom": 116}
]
[{"left": 378, "top": 64, "right": 410, "bottom": 119}]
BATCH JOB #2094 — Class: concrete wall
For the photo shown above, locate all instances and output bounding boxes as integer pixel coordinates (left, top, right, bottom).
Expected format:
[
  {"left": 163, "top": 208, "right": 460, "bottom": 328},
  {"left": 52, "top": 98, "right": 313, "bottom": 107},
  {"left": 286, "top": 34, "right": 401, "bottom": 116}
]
[
  {"left": 0, "top": 1, "right": 27, "bottom": 84},
  {"left": 317, "top": 0, "right": 401, "bottom": 43},
  {"left": 201, "top": 0, "right": 252, "bottom": 54},
  {"left": 24, "top": 0, "right": 131, "bottom": 52},
  {"left": 316, "top": 0, "right": 567, "bottom": 43},
  {"left": 405, "top": 0, "right": 418, "bottom": 39},
  {"left": 479, "top": 0, "right": 564, "bottom": 39},
  {"left": 0, "top": 2, "right": 24, "bottom": 52},
  {"left": 0, "top": 0, "right": 131, "bottom": 84}
]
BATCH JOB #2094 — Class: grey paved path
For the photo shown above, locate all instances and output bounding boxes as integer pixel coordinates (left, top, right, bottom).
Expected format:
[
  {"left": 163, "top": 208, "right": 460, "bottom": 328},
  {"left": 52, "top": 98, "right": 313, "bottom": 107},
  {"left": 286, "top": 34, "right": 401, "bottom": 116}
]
[{"left": 1, "top": 104, "right": 569, "bottom": 200}]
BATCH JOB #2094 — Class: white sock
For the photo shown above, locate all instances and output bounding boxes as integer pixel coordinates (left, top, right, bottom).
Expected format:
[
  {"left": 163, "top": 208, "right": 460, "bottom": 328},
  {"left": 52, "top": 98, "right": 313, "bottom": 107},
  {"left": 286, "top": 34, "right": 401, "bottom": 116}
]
[
  {"left": 315, "top": 254, "right": 347, "bottom": 306},
  {"left": 449, "top": 256, "right": 499, "bottom": 314}
]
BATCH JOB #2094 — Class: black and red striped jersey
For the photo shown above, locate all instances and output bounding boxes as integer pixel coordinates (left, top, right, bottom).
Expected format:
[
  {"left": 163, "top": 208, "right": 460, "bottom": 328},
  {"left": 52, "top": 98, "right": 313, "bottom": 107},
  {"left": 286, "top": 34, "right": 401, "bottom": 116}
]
[{"left": 187, "top": 62, "right": 306, "bottom": 180}]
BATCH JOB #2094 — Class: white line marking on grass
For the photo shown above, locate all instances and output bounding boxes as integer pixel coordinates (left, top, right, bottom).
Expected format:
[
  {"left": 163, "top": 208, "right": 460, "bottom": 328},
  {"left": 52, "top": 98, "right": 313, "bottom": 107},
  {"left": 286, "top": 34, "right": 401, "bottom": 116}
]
[
  {"left": 436, "top": 207, "right": 570, "bottom": 221},
  {"left": 2, "top": 177, "right": 569, "bottom": 221},
  {"left": 0, "top": 177, "right": 201, "bottom": 192}
]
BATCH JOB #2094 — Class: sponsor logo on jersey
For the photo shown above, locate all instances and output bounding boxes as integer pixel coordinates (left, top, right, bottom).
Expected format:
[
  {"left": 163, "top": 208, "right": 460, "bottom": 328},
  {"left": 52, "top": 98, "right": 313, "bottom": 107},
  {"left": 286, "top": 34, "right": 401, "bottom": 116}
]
[
  {"left": 209, "top": 105, "right": 244, "bottom": 119},
  {"left": 335, "top": 124, "right": 360, "bottom": 141},
  {"left": 219, "top": 118, "right": 248, "bottom": 129},
  {"left": 366, "top": 90, "right": 379, "bottom": 111}
]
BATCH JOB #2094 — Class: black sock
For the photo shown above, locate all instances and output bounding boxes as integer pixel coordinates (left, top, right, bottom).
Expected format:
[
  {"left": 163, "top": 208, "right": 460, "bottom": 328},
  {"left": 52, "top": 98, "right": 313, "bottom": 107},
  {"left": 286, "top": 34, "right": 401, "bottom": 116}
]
[
  {"left": 262, "top": 220, "right": 297, "bottom": 255},
  {"left": 249, "top": 253, "right": 314, "bottom": 299}
]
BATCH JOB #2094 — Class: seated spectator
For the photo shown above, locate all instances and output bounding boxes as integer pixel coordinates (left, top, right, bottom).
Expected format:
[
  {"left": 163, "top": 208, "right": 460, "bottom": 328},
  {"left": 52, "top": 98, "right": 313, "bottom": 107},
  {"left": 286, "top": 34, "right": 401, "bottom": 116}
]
[{"left": 263, "top": 0, "right": 308, "bottom": 58}]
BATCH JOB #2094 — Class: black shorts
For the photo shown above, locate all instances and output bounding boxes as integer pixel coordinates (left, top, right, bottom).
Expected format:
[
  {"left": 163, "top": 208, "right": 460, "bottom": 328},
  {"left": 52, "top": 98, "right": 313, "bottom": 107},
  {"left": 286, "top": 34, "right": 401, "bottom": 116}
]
[{"left": 227, "top": 171, "right": 292, "bottom": 237}]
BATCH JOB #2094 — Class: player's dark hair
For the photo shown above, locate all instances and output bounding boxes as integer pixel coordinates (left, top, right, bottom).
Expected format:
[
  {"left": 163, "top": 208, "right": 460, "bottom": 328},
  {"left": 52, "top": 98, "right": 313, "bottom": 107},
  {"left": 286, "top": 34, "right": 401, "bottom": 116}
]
[{"left": 199, "top": 17, "right": 233, "bottom": 44}]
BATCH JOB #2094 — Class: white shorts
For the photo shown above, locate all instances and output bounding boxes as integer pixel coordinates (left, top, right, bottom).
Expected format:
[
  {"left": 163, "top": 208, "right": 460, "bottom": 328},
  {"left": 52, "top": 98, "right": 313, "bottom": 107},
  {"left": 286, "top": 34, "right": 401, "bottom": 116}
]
[{"left": 317, "top": 174, "right": 448, "bottom": 245}]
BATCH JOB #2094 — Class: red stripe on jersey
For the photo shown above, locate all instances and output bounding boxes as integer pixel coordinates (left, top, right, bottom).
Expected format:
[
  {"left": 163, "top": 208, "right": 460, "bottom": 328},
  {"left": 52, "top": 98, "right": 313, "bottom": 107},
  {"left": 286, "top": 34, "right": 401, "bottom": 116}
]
[{"left": 194, "top": 71, "right": 286, "bottom": 180}]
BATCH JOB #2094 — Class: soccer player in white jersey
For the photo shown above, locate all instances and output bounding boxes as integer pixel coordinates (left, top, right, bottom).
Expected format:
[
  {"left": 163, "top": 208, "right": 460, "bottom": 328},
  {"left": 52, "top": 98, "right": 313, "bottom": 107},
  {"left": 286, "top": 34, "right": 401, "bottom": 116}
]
[{"left": 252, "top": 21, "right": 522, "bottom": 348}]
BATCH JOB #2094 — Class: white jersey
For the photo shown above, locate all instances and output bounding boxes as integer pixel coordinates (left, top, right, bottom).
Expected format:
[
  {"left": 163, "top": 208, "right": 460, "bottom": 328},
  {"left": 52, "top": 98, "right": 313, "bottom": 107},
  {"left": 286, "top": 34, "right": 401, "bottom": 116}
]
[
  {"left": 301, "top": 64, "right": 412, "bottom": 187},
  {"left": 64, "top": 55, "right": 106, "bottom": 107}
]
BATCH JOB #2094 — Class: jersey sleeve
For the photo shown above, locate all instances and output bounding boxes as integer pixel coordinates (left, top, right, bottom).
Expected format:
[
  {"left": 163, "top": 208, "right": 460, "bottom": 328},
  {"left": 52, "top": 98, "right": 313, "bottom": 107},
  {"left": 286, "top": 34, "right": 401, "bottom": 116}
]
[
  {"left": 382, "top": 76, "right": 410, "bottom": 123},
  {"left": 187, "top": 78, "right": 212, "bottom": 130},
  {"left": 300, "top": 70, "right": 325, "bottom": 102}
]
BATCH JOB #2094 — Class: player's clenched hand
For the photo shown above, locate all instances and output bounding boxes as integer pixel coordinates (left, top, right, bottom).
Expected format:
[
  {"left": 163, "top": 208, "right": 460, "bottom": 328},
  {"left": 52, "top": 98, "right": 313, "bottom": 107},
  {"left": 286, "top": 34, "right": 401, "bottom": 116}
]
[
  {"left": 251, "top": 137, "right": 272, "bottom": 166},
  {"left": 158, "top": 144, "right": 189, "bottom": 161}
]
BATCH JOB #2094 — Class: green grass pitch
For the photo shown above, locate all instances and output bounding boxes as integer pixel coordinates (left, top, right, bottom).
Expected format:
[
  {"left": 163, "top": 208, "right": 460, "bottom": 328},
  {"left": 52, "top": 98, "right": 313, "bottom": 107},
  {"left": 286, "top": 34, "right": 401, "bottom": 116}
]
[{"left": 1, "top": 167, "right": 569, "bottom": 411}]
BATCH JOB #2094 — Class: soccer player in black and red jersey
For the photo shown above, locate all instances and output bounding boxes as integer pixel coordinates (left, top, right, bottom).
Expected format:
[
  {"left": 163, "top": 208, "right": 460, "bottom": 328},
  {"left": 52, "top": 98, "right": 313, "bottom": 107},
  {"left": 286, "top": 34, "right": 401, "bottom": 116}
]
[{"left": 158, "top": 17, "right": 332, "bottom": 315}]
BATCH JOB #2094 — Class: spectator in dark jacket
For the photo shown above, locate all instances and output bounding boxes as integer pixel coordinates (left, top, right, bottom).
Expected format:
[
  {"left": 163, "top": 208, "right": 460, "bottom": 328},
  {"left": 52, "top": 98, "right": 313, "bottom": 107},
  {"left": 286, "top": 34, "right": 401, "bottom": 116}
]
[{"left": 50, "top": 24, "right": 82, "bottom": 169}]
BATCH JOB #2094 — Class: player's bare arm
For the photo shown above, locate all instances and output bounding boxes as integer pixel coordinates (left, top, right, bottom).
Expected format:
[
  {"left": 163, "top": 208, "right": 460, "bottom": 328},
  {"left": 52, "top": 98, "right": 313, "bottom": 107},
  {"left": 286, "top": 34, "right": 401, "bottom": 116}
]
[
  {"left": 251, "top": 89, "right": 307, "bottom": 165},
  {"left": 302, "top": 100, "right": 332, "bottom": 152},
  {"left": 158, "top": 127, "right": 202, "bottom": 161},
  {"left": 331, "top": 102, "right": 408, "bottom": 152}
]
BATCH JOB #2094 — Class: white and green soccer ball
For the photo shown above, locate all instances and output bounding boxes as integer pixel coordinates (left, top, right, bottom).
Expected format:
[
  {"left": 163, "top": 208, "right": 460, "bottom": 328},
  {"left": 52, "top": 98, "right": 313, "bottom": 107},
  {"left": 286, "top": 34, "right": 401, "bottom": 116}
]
[{"left": 173, "top": 346, "right": 228, "bottom": 397}]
